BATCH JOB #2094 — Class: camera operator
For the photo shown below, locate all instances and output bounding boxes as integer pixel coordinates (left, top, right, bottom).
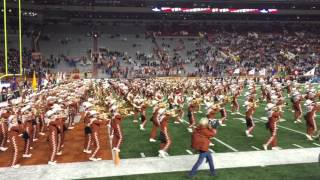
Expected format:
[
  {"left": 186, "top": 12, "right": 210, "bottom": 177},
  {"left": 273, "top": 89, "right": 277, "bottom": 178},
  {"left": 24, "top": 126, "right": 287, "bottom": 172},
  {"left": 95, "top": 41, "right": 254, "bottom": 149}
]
[{"left": 188, "top": 118, "right": 218, "bottom": 177}]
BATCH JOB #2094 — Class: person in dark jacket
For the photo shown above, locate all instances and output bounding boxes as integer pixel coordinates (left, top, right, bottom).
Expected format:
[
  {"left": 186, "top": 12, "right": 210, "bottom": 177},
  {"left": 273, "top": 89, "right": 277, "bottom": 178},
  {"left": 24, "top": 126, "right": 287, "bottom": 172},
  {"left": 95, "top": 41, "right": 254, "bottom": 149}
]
[{"left": 188, "top": 117, "right": 217, "bottom": 177}]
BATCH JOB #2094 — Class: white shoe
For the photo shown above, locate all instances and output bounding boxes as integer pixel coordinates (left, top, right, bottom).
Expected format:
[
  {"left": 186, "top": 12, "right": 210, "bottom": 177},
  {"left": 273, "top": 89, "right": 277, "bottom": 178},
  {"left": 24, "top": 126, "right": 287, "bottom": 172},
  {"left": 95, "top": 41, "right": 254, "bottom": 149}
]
[
  {"left": 158, "top": 150, "right": 169, "bottom": 158},
  {"left": 39, "top": 132, "right": 45, "bottom": 136},
  {"left": 11, "top": 164, "right": 20, "bottom": 168},
  {"left": 112, "top": 147, "right": 120, "bottom": 152},
  {"left": 306, "top": 134, "right": 313, "bottom": 141},
  {"left": 0, "top": 147, "right": 8, "bottom": 152},
  {"left": 294, "top": 119, "right": 302, "bottom": 123},
  {"left": 56, "top": 151, "right": 62, "bottom": 156},
  {"left": 22, "top": 154, "right": 32, "bottom": 158},
  {"left": 174, "top": 121, "right": 181, "bottom": 124},
  {"left": 89, "top": 157, "right": 101, "bottom": 161},
  {"left": 187, "top": 128, "right": 193, "bottom": 133},
  {"left": 209, "top": 142, "right": 215, "bottom": 147},
  {"left": 30, "top": 147, "right": 33, "bottom": 150},
  {"left": 133, "top": 120, "right": 138, "bottom": 123},
  {"left": 220, "top": 123, "right": 226, "bottom": 127},
  {"left": 245, "top": 130, "right": 253, "bottom": 138},
  {"left": 33, "top": 138, "right": 38, "bottom": 142},
  {"left": 149, "top": 138, "right": 157, "bottom": 142},
  {"left": 271, "top": 146, "right": 281, "bottom": 150},
  {"left": 263, "top": 144, "right": 268, "bottom": 150},
  {"left": 48, "top": 161, "right": 57, "bottom": 165},
  {"left": 68, "top": 126, "right": 74, "bottom": 130},
  {"left": 140, "top": 124, "right": 145, "bottom": 131}
]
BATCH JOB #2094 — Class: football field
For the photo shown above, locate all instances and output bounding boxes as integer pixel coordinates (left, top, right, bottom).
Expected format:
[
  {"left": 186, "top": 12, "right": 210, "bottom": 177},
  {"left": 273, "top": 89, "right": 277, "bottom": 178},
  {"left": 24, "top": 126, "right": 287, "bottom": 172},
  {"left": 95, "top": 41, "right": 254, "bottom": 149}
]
[{"left": 119, "top": 85, "right": 320, "bottom": 159}]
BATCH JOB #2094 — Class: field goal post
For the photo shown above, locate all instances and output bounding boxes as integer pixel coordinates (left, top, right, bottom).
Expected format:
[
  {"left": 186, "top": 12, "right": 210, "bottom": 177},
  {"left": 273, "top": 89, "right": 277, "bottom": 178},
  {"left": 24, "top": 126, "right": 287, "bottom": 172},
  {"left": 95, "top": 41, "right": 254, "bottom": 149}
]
[{"left": 0, "top": 0, "right": 23, "bottom": 80}]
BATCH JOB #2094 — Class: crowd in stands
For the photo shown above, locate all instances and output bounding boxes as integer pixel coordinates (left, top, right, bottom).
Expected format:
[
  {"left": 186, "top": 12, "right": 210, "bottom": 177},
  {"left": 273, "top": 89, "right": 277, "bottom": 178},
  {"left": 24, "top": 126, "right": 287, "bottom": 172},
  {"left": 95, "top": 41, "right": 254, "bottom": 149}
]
[{"left": 1, "top": 23, "right": 319, "bottom": 79}]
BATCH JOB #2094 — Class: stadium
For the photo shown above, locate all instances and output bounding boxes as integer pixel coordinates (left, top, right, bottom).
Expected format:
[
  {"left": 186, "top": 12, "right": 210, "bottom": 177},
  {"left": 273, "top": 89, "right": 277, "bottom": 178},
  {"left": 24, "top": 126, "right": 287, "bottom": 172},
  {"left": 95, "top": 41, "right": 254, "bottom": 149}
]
[{"left": 0, "top": 0, "right": 320, "bottom": 179}]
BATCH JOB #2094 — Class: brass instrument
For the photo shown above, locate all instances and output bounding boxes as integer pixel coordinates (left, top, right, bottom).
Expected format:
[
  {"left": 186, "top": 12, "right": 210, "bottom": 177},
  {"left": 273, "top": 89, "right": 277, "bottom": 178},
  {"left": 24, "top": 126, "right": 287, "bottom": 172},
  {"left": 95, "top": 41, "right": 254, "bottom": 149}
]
[
  {"left": 165, "top": 109, "right": 179, "bottom": 118},
  {"left": 0, "top": 117, "right": 5, "bottom": 123}
]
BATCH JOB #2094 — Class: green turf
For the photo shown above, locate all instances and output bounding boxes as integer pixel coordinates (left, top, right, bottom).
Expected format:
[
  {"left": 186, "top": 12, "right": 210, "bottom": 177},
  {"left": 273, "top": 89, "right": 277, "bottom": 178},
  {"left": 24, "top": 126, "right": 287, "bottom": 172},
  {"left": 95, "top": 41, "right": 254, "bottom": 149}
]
[
  {"left": 118, "top": 86, "right": 320, "bottom": 159},
  {"left": 86, "top": 163, "right": 320, "bottom": 180}
]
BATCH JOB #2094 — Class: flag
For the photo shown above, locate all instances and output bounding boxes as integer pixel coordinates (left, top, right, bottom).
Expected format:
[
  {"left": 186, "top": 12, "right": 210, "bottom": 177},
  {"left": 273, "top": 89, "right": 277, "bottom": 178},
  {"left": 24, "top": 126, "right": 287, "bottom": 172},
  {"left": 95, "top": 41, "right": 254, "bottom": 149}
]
[
  {"left": 248, "top": 69, "right": 255, "bottom": 75},
  {"left": 304, "top": 68, "right": 315, "bottom": 76},
  {"left": 233, "top": 68, "right": 240, "bottom": 74},
  {"left": 259, "top": 69, "right": 266, "bottom": 76},
  {"left": 32, "top": 71, "right": 37, "bottom": 91}
]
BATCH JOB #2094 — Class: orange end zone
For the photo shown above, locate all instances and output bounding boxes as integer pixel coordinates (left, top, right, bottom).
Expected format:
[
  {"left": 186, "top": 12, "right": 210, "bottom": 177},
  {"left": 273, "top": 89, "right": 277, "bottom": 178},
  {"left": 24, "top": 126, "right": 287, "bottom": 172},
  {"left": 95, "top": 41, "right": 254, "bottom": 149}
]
[{"left": 0, "top": 123, "right": 113, "bottom": 167}]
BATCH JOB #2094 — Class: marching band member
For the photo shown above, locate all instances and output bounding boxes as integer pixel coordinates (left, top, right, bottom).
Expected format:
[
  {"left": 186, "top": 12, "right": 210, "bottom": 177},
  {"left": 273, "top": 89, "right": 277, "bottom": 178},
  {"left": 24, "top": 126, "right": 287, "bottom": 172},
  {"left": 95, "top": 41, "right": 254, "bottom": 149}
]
[
  {"left": 263, "top": 103, "right": 282, "bottom": 150},
  {"left": 217, "top": 95, "right": 228, "bottom": 126},
  {"left": 31, "top": 107, "right": 39, "bottom": 142},
  {"left": 187, "top": 99, "right": 198, "bottom": 132},
  {"left": 111, "top": 107, "right": 123, "bottom": 153},
  {"left": 158, "top": 109, "right": 176, "bottom": 158},
  {"left": 46, "top": 110, "right": 59, "bottom": 165},
  {"left": 67, "top": 101, "right": 77, "bottom": 130},
  {"left": 88, "top": 111, "right": 105, "bottom": 161},
  {"left": 0, "top": 107, "right": 10, "bottom": 151},
  {"left": 22, "top": 106, "right": 33, "bottom": 158},
  {"left": 83, "top": 104, "right": 94, "bottom": 154},
  {"left": 56, "top": 108, "right": 67, "bottom": 156},
  {"left": 304, "top": 100, "right": 320, "bottom": 140},
  {"left": 149, "top": 103, "right": 165, "bottom": 142},
  {"left": 291, "top": 91, "right": 303, "bottom": 123},
  {"left": 132, "top": 95, "right": 147, "bottom": 130},
  {"left": 173, "top": 90, "right": 185, "bottom": 124},
  {"left": 231, "top": 87, "right": 241, "bottom": 114},
  {"left": 38, "top": 99, "right": 47, "bottom": 136},
  {"left": 244, "top": 94, "right": 257, "bottom": 137},
  {"left": 8, "top": 114, "right": 22, "bottom": 168}
]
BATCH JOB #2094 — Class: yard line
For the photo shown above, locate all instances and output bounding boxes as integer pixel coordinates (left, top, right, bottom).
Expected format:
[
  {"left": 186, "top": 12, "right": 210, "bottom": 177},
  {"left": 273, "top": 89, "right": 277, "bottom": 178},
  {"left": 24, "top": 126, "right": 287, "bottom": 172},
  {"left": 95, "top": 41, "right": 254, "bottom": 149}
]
[
  {"left": 186, "top": 149, "right": 193, "bottom": 155},
  {"left": 312, "top": 143, "right": 320, "bottom": 147},
  {"left": 251, "top": 146, "right": 261, "bottom": 151},
  {"left": 140, "top": 153, "right": 146, "bottom": 158},
  {"left": 213, "top": 137, "right": 239, "bottom": 152},
  {"left": 209, "top": 149, "right": 215, "bottom": 153},
  {"left": 258, "top": 118, "right": 306, "bottom": 136},
  {"left": 181, "top": 120, "right": 190, "bottom": 125},
  {"left": 292, "top": 144, "right": 304, "bottom": 148}
]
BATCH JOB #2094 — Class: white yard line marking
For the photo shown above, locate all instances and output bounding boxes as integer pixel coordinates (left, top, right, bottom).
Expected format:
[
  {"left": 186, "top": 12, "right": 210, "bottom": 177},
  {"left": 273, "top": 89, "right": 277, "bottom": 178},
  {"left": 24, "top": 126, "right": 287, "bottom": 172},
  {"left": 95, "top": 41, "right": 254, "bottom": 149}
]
[
  {"left": 213, "top": 137, "right": 239, "bottom": 152},
  {"left": 258, "top": 118, "right": 306, "bottom": 136},
  {"left": 231, "top": 113, "right": 306, "bottom": 135},
  {"left": 181, "top": 120, "right": 189, "bottom": 125},
  {"left": 312, "top": 143, "right": 320, "bottom": 147},
  {"left": 292, "top": 144, "right": 304, "bottom": 148},
  {"left": 209, "top": 149, "right": 215, "bottom": 153},
  {"left": 251, "top": 146, "right": 261, "bottom": 151},
  {"left": 140, "top": 153, "right": 146, "bottom": 158},
  {"left": 186, "top": 149, "right": 193, "bottom": 155}
]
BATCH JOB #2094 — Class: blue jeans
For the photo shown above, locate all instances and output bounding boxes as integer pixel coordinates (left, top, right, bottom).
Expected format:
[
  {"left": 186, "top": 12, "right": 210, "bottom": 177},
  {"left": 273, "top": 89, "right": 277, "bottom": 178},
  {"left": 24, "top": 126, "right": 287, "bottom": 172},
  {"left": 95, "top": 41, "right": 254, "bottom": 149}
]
[{"left": 189, "top": 151, "right": 216, "bottom": 176}]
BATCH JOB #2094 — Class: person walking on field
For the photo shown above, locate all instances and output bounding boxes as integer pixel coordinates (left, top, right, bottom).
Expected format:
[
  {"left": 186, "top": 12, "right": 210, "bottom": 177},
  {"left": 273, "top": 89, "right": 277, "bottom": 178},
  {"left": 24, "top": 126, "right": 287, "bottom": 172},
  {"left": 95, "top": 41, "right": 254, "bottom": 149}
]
[{"left": 188, "top": 118, "right": 217, "bottom": 178}]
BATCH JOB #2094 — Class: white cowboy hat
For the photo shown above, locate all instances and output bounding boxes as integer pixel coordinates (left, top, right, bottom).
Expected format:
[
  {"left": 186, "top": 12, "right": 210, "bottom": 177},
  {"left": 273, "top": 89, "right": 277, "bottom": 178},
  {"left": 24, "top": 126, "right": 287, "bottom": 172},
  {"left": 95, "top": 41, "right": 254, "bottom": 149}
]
[{"left": 265, "top": 103, "right": 275, "bottom": 110}]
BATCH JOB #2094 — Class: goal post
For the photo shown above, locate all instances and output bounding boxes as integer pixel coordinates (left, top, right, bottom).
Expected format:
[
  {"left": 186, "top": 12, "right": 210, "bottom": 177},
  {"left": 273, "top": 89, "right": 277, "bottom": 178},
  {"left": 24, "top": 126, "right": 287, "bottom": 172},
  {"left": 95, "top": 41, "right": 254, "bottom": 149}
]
[{"left": 1, "top": 0, "right": 23, "bottom": 80}]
